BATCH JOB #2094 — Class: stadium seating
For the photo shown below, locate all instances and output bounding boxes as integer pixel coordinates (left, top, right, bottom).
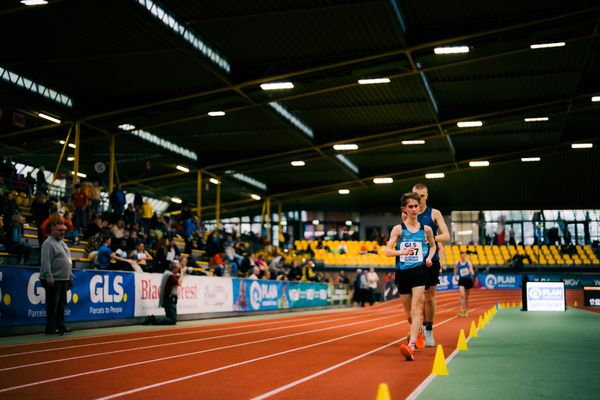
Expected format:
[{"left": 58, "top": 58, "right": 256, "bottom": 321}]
[{"left": 294, "top": 240, "right": 600, "bottom": 268}]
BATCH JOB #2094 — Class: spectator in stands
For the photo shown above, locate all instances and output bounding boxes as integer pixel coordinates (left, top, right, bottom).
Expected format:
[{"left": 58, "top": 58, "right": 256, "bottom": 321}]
[
  {"left": 90, "top": 181, "right": 102, "bottom": 214},
  {"left": 110, "top": 220, "right": 126, "bottom": 241},
  {"left": 123, "top": 203, "right": 136, "bottom": 227},
  {"left": 224, "top": 241, "right": 243, "bottom": 274},
  {"left": 110, "top": 184, "right": 126, "bottom": 220},
  {"left": 353, "top": 269, "right": 365, "bottom": 306},
  {"left": 30, "top": 193, "right": 50, "bottom": 246},
  {"left": 36, "top": 166, "right": 48, "bottom": 195},
  {"left": 141, "top": 200, "right": 153, "bottom": 234},
  {"left": 367, "top": 267, "right": 379, "bottom": 305},
  {"left": 40, "top": 212, "right": 73, "bottom": 242},
  {"left": 143, "top": 260, "right": 186, "bottom": 326},
  {"left": 2, "top": 192, "right": 20, "bottom": 230},
  {"left": 336, "top": 270, "right": 350, "bottom": 284},
  {"left": 71, "top": 184, "right": 88, "bottom": 244},
  {"left": 56, "top": 197, "right": 68, "bottom": 217},
  {"left": 155, "top": 238, "right": 180, "bottom": 273},
  {"left": 248, "top": 266, "right": 260, "bottom": 280},
  {"left": 287, "top": 258, "right": 302, "bottom": 281},
  {"left": 209, "top": 252, "right": 226, "bottom": 276},
  {"left": 96, "top": 236, "right": 141, "bottom": 272},
  {"left": 7, "top": 213, "right": 32, "bottom": 265},
  {"left": 40, "top": 221, "right": 73, "bottom": 335},
  {"left": 130, "top": 241, "right": 153, "bottom": 272},
  {"left": 301, "top": 260, "right": 316, "bottom": 282}
]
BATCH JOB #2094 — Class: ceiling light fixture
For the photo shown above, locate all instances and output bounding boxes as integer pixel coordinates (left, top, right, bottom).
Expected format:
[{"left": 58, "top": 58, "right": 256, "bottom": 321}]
[
  {"left": 208, "top": 111, "right": 225, "bottom": 117},
  {"left": 338, "top": 189, "right": 350, "bottom": 195},
  {"left": 312, "top": 220, "right": 320, "bottom": 225},
  {"left": 260, "top": 82, "right": 294, "bottom": 90},
  {"left": 21, "top": 0, "right": 48, "bottom": 6},
  {"left": 357, "top": 78, "right": 391, "bottom": 85},
  {"left": 345, "top": 220, "right": 353, "bottom": 226},
  {"left": 469, "top": 161, "right": 490, "bottom": 167},
  {"left": 71, "top": 171, "right": 86, "bottom": 178},
  {"left": 524, "top": 117, "right": 549, "bottom": 122},
  {"left": 521, "top": 157, "right": 541, "bottom": 162},
  {"left": 434, "top": 46, "right": 470, "bottom": 54},
  {"left": 118, "top": 124, "right": 136, "bottom": 131},
  {"left": 592, "top": 96, "right": 600, "bottom": 102},
  {"left": 171, "top": 197, "right": 182, "bottom": 204},
  {"left": 67, "top": 157, "right": 75, "bottom": 162},
  {"left": 209, "top": 178, "right": 220, "bottom": 185},
  {"left": 373, "top": 177, "right": 393, "bottom": 184},
  {"left": 291, "top": 160, "right": 305, "bottom": 167},
  {"left": 425, "top": 173, "right": 445, "bottom": 179},
  {"left": 530, "top": 42, "right": 565, "bottom": 49},
  {"left": 571, "top": 143, "right": 593, "bottom": 149},
  {"left": 250, "top": 194, "right": 261, "bottom": 200},
  {"left": 38, "top": 112, "right": 61, "bottom": 124},
  {"left": 402, "top": 140, "right": 426, "bottom": 145},
  {"left": 176, "top": 165, "right": 190, "bottom": 173},
  {"left": 457, "top": 121, "right": 483, "bottom": 128},
  {"left": 333, "top": 144, "right": 358, "bottom": 151}
]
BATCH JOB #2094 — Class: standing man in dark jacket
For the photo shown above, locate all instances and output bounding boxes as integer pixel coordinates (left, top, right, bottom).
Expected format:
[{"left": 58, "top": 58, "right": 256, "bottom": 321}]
[{"left": 40, "top": 221, "right": 73, "bottom": 335}]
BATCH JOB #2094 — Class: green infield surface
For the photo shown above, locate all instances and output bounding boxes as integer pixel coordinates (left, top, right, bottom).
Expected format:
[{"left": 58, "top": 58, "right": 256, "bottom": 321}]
[{"left": 417, "top": 307, "right": 600, "bottom": 400}]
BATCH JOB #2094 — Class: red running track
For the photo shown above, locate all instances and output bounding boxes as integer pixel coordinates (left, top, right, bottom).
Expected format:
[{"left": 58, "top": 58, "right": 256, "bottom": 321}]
[{"left": 0, "top": 289, "right": 559, "bottom": 399}]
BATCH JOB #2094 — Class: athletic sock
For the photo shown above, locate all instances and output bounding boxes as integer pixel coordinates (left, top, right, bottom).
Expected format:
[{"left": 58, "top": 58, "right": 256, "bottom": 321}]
[
  {"left": 424, "top": 321, "right": 433, "bottom": 331},
  {"left": 409, "top": 338, "right": 416, "bottom": 349}
]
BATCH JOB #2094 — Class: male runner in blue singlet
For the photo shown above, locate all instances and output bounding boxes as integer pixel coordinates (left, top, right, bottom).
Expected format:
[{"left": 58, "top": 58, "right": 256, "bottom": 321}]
[{"left": 411, "top": 183, "right": 450, "bottom": 347}]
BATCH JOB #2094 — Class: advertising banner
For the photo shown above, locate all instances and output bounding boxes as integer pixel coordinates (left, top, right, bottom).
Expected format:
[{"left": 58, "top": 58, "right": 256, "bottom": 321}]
[
  {"left": 232, "top": 278, "right": 282, "bottom": 311},
  {"left": 134, "top": 273, "right": 233, "bottom": 317},
  {"left": 327, "top": 284, "right": 352, "bottom": 305},
  {"left": 0, "top": 267, "right": 134, "bottom": 326},
  {"left": 285, "top": 282, "right": 328, "bottom": 309},
  {"left": 526, "top": 281, "right": 566, "bottom": 311}
]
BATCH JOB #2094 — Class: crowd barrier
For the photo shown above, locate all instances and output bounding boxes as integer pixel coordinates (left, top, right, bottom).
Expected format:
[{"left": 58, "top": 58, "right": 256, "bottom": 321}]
[{"left": 0, "top": 266, "right": 351, "bottom": 329}]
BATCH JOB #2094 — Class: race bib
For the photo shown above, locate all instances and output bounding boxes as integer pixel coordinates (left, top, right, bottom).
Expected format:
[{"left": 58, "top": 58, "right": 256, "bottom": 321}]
[
  {"left": 399, "top": 241, "right": 423, "bottom": 263},
  {"left": 459, "top": 267, "right": 470, "bottom": 277}
]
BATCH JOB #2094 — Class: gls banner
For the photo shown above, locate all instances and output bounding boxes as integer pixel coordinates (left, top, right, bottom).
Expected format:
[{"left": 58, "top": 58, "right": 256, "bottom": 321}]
[
  {"left": 233, "top": 279, "right": 281, "bottom": 311},
  {"left": 0, "top": 267, "right": 134, "bottom": 326},
  {"left": 134, "top": 273, "right": 234, "bottom": 317}
]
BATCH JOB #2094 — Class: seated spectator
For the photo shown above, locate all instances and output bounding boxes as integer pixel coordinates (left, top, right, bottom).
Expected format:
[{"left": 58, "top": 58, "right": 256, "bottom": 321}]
[
  {"left": 96, "top": 236, "right": 141, "bottom": 272},
  {"left": 110, "top": 220, "right": 126, "bottom": 240},
  {"left": 209, "top": 252, "right": 225, "bottom": 277},
  {"left": 224, "top": 241, "right": 243, "bottom": 274},
  {"left": 248, "top": 266, "right": 260, "bottom": 280},
  {"left": 336, "top": 270, "right": 350, "bottom": 284},
  {"left": 359, "top": 244, "right": 368, "bottom": 255},
  {"left": 7, "top": 213, "right": 32, "bottom": 265},
  {"left": 130, "top": 242, "right": 154, "bottom": 272}
]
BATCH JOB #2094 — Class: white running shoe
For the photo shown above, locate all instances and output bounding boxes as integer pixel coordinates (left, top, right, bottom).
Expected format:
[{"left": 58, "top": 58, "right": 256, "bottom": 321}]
[{"left": 424, "top": 330, "right": 435, "bottom": 347}]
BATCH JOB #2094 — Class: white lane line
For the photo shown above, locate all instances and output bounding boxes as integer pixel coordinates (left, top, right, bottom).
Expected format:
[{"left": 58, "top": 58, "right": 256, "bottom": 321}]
[
  {"left": 0, "top": 301, "right": 402, "bottom": 358},
  {"left": 0, "top": 306, "right": 404, "bottom": 372},
  {"left": 95, "top": 319, "right": 408, "bottom": 400},
  {"left": 0, "top": 312, "right": 404, "bottom": 394},
  {"left": 250, "top": 314, "right": 459, "bottom": 400}
]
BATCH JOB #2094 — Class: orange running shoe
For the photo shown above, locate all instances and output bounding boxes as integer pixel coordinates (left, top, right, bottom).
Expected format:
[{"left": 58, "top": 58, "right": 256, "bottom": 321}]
[
  {"left": 400, "top": 344, "right": 415, "bottom": 361},
  {"left": 415, "top": 331, "right": 425, "bottom": 349}
]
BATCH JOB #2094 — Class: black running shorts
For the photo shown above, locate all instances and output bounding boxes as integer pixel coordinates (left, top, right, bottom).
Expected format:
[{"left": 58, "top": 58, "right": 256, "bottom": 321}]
[{"left": 395, "top": 265, "right": 428, "bottom": 295}]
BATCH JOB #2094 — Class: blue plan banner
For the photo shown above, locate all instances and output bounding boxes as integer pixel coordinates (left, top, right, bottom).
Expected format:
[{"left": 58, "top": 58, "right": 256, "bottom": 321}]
[
  {"left": 232, "top": 278, "right": 282, "bottom": 311},
  {"left": 478, "top": 273, "right": 520, "bottom": 289},
  {"left": 284, "top": 282, "right": 328, "bottom": 309},
  {"left": 0, "top": 266, "right": 135, "bottom": 326}
]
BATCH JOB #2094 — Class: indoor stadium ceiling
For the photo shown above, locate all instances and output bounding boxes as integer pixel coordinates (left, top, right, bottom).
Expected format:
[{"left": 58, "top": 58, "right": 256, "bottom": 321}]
[{"left": 1, "top": 0, "right": 599, "bottom": 218}]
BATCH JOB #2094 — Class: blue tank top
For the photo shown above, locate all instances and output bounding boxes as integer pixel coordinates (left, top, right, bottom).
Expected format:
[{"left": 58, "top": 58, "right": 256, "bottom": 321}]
[
  {"left": 396, "top": 223, "right": 430, "bottom": 270},
  {"left": 457, "top": 261, "right": 471, "bottom": 278},
  {"left": 417, "top": 207, "right": 439, "bottom": 261}
]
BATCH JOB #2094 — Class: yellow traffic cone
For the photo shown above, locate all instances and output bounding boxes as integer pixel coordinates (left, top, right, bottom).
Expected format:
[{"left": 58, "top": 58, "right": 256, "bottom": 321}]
[
  {"left": 376, "top": 383, "right": 391, "bottom": 400},
  {"left": 469, "top": 321, "right": 478, "bottom": 338},
  {"left": 477, "top": 315, "right": 485, "bottom": 330},
  {"left": 431, "top": 345, "right": 449, "bottom": 375},
  {"left": 457, "top": 329, "right": 468, "bottom": 351}
]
